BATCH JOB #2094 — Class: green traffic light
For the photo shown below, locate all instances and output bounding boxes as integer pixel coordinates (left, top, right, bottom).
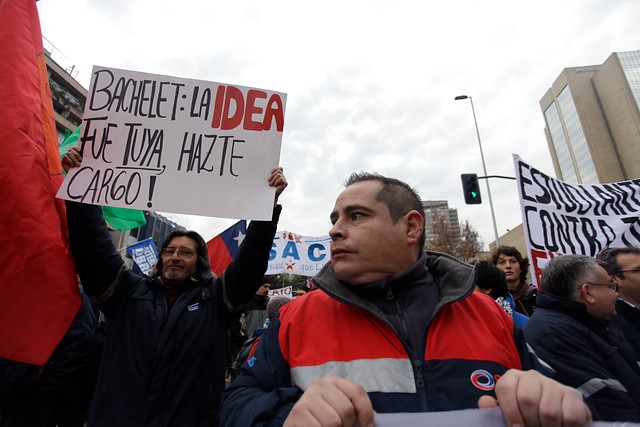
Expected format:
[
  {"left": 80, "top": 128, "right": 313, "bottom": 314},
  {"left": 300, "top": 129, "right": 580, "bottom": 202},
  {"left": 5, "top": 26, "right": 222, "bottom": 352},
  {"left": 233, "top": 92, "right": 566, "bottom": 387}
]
[{"left": 461, "top": 173, "right": 482, "bottom": 204}]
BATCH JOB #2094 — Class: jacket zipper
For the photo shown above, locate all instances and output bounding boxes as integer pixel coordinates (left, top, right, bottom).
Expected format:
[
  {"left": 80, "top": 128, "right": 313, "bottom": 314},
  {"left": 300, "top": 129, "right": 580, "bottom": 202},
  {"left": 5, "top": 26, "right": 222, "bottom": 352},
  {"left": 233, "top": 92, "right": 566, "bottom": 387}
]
[{"left": 386, "top": 286, "right": 428, "bottom": 411}]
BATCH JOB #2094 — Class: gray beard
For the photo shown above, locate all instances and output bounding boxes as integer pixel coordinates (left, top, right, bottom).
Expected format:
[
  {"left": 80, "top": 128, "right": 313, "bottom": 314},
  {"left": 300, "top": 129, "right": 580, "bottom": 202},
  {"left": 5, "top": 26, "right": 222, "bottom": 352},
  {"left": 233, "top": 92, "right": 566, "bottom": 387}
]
[{"left": 162, "top": 269, "right": 190, "bottom": 282}]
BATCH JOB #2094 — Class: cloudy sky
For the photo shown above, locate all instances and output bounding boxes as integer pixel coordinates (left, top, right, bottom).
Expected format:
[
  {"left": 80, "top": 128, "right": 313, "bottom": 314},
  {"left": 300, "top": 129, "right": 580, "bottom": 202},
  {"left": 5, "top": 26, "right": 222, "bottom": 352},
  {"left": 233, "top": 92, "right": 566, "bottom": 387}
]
[{"left": 38, "top": 0, "right": 640, "bottom": 248}]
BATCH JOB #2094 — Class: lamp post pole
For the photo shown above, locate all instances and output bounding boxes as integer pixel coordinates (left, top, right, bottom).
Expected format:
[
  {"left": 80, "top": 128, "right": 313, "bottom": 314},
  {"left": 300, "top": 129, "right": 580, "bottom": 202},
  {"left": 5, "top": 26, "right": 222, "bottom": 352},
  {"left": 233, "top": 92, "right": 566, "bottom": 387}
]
[{"left": 455, "top": 95, "right": 500, "bottom": 248}]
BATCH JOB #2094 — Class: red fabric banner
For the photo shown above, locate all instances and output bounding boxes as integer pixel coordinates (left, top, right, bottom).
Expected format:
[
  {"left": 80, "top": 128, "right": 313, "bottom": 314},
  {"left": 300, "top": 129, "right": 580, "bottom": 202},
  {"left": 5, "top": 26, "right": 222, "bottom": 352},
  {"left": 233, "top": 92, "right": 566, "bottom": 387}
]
[{"left": 0, "top": 0, "right": 80, "bottom": 365}]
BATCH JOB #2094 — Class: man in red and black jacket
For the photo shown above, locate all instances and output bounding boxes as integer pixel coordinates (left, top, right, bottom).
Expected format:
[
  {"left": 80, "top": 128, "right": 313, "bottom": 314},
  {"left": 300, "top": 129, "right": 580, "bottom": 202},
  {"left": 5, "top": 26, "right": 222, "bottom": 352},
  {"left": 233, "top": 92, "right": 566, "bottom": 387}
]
[{"left": 221, "top": 172, "right": 591, "bottom": 427}]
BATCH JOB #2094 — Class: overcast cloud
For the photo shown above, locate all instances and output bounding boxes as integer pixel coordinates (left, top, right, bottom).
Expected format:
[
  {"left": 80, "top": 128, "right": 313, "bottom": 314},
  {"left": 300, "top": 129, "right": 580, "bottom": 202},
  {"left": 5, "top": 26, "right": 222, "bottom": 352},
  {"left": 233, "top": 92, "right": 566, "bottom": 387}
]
[{"left": 38, "top": 0, "right": 640, "bottom": 248}]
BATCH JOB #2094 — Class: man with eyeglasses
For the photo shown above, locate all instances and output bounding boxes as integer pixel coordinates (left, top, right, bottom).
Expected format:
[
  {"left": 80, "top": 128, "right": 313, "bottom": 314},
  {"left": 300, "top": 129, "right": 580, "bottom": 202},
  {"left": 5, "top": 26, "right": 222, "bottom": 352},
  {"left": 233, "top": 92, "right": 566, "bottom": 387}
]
[
  {"left": 525, "top": 254, "right": 640, "bottom": 421},
  {"left": 597, "top": 247, "right": 640, "bottom": 361},
  {"left": 61, "top": 148, "right": 288, "bottom": 427}
]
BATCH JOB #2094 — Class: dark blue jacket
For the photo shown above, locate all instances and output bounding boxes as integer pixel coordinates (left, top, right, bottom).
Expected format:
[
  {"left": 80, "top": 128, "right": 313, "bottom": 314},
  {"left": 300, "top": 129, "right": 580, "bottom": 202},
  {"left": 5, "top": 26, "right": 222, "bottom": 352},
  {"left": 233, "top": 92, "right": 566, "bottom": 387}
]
[
  {"left": 66, "top": 201, "right": 280, "bottom": 427},
  {"left": 611, "top": 299, "right": 640, "bottom": 362},
  {"left": 525, "top": 291, "right": 640, "bottom": 421},
  {"left": 0, "top": 288, "right": 98, "bottom": 426}
]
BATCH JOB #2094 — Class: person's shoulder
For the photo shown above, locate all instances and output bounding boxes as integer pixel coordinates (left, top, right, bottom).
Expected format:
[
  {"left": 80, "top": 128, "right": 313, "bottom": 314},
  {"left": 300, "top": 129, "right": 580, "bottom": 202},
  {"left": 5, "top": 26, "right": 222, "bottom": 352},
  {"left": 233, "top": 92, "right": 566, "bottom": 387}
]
[
  {"left": 526, "top": 306, "right": 585, "bottom": 338},
  {"left": 615, "top": 299, "right": 640, "bottom": 315},
  {"left": 279, "top": 290, "right": 338, "bottom": 320},
  {"left": 425, "top": 250, "right": 473, "bottom": 271},
  {"left": 611, "top": 302, "right": 639, "bottom": 331},
  {"left": 424, "top": 251, "right": 474, "bottom": 289},
  {"left": 466, "top": 289, "right": 499, "bottom": 306},
  {"left": 453, "top": 291, "right": 513, "bottom": 324}
]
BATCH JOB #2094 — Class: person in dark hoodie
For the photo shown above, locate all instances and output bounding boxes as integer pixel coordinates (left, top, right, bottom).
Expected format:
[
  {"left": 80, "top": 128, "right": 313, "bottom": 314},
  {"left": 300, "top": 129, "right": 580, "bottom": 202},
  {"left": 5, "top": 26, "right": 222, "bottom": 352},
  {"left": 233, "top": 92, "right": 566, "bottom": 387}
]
[
  {"left": 475, "top": 260, "right": 528, "bottom": 329},
  {"left": 61, "top": 148, "right": 287, "bottom": 427}
]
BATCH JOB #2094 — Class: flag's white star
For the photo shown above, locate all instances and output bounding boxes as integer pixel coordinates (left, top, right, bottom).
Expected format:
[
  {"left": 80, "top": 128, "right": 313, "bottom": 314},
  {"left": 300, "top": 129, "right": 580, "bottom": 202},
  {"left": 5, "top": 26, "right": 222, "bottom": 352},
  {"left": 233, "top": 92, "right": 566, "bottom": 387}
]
[{"left": 233, "top": 231, "right": 245, "bottom": 246}]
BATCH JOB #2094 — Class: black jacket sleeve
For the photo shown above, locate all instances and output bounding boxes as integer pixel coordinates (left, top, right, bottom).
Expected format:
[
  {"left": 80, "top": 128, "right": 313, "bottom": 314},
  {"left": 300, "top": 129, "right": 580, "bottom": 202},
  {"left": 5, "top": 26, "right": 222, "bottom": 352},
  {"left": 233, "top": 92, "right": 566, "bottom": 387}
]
[
  {"left": 221, "top": 205, "right": 281, "bottom": 310},
  {"left": 66, "top": 201, "right": 125, "bottom": 299},
  {"left": 221, "top": 314, "right": 302, "bottom": 426}
]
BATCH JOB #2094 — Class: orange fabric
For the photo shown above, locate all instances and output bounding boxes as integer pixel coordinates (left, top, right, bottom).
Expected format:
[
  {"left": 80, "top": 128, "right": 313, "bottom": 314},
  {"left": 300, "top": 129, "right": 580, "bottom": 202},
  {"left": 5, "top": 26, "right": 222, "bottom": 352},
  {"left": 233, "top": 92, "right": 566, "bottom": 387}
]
[
  {"left": 278, "top": 289, "right": 521, "bottom": 370},
  {"left": 426, "top": 292, "right": 522, "bottom": 369},
  {"left": 39, "top": 53, "right": 63, "bottom": 178},
  {"left": 0, "top": 0, "right": 80, "bottom": 365},
  {"left": 278, "top": 291, "right": 410, "bottom": 366}
]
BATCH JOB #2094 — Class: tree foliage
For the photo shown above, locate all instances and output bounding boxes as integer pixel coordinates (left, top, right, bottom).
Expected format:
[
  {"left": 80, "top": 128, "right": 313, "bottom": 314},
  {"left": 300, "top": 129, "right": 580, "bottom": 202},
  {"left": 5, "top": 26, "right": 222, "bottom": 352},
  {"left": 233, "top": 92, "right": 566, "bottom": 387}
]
[
  {"left": 424, "top": 216, "right": 483, "bottom": 262},
  {"left": 457, "top": 220, "right": 483, "bottom": 261}
]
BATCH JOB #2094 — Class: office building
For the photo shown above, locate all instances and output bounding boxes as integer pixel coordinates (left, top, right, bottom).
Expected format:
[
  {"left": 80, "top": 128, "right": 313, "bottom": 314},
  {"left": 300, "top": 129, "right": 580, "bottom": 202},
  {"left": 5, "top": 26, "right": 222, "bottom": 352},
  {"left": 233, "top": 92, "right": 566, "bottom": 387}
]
[
  {"left": 539, "top": 50, "right": 640, "bottom": 184},
  {"left": 421, "top": 200, "right": 460, "bottom": 247},
  {"left": 44, "top": 47, "right": 85, "bottom": 143},
  {"left": 498, "top": 50, "right": 640, "bottom": 258}
]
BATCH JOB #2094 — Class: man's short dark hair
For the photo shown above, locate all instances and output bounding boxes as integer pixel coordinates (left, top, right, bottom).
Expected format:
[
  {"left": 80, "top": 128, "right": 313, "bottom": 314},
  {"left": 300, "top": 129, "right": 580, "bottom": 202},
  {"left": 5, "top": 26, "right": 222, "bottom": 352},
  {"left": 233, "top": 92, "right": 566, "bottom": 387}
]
[
  {"left": 540, "top": 254, "right": 599, "bottom": 298},
  {"left": 596, "top": 247, "right": 640, "bottom": 278},
  {"left": 475, "top": 260, "right": 509, "bottom": 299},
  {"left": 152, "top": 230, "right": 214, "bottom": 282},
  {"left": 491, "top": 246, "right": 529, "bottom": 284},
  {"left": 345, "top": 172, "right": 426, "bottom": 249}
]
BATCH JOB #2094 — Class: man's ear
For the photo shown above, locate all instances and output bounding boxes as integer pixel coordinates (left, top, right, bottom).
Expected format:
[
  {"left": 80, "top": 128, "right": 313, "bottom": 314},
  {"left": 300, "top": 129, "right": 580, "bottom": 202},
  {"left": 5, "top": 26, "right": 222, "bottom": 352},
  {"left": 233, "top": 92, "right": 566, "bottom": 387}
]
[
  {"left": 405, "top": 210, "right": 425, "bottom": 245},
  {"left": 577, "top": 283, "right": 596, "bottom": 305}
]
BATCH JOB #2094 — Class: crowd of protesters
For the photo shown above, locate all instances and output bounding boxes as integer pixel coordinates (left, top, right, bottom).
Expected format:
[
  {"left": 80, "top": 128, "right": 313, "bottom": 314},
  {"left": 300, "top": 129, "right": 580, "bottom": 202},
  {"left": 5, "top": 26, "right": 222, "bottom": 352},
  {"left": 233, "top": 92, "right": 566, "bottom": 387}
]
[{"left": 2, "top": 161, "right": 640, "bottom": 425}]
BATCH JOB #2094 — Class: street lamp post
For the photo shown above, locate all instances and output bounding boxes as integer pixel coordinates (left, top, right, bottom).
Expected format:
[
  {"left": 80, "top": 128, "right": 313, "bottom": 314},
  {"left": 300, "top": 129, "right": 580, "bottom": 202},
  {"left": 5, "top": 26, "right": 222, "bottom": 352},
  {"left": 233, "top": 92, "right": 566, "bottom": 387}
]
[{"left": 454, "top": 95, "right": 500, "bottom": 248}]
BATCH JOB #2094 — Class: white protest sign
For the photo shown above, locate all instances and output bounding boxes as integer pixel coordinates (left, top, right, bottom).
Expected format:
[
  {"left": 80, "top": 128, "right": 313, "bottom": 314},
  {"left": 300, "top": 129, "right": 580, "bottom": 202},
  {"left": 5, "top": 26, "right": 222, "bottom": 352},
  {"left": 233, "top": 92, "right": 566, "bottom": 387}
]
[
  {"left": 268, "top": 286, "right": 292, "bottom": 299},
  {"left": 514, "top": 154, "right": 640, "bottom": 287},
  {"left": 374, "top": 408, "right": 631, "bottom": 427},
  {"left": 57, "top": 66, "right": 286, "bottom": 220},
  {"left": 266, "top": 231, "right": 331, "bottom": 276}
]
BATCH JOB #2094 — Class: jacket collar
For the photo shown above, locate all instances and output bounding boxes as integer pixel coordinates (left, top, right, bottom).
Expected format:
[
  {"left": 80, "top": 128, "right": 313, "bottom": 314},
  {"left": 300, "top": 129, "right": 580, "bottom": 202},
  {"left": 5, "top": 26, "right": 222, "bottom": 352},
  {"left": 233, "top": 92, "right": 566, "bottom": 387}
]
[
  {"left": 314, "top": 251, "right": 475, "bottom": 316},
  {"left": 536, "top": 291, "right": 610, "bottom": 336}
]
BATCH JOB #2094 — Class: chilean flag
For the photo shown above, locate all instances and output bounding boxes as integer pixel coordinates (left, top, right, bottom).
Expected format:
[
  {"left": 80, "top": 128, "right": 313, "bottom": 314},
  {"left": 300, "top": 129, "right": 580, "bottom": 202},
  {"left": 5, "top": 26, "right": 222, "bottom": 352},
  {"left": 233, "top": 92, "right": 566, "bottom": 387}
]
[{"left": 207, "top": 220, "right": 247, "bottom": 276}]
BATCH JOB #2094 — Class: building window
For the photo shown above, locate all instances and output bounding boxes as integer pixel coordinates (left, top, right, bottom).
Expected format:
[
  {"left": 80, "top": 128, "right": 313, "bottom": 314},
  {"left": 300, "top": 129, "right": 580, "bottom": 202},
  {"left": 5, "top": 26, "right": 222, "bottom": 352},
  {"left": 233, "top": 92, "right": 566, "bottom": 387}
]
[
  {"left": 618, "top": 50, "right": 640, "bottom": 112},
  {"left": 557, "top": 86, "right": 597, "bottom": 184},
  {"left": 545, "top": 99, "right": 577, "bottom": 182}
]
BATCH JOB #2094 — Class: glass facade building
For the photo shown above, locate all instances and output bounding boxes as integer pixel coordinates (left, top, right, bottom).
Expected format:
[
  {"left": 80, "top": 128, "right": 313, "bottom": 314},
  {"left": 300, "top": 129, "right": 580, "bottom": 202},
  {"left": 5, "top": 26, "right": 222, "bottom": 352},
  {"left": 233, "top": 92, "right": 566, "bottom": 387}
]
[
  {"left": 540, "top": 50, "right": 640, "bottom": 184},
  {"left": 619, "top": 50, "right": 640, "bottom": 112}
]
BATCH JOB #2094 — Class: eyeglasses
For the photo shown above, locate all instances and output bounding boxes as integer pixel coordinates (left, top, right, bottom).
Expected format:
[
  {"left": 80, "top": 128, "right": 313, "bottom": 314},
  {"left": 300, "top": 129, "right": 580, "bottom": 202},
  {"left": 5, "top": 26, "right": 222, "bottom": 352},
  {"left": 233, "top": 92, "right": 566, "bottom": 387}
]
[
  {"left": 160, "top": 248, "right": 196, "bottom": 259},
  {"left": 618, "top": 268, "right": 640, "bottom": 274},
  {"left": 584, "top": 281, "right": 619, "bottom": 293}
]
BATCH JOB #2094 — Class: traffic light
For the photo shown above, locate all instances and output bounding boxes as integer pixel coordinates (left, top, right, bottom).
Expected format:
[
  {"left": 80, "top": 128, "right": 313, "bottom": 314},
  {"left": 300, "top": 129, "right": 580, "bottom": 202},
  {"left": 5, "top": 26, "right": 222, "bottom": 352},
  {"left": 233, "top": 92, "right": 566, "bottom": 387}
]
[{"left": 461, "top": 173, "right": 482, "bottom": 204}]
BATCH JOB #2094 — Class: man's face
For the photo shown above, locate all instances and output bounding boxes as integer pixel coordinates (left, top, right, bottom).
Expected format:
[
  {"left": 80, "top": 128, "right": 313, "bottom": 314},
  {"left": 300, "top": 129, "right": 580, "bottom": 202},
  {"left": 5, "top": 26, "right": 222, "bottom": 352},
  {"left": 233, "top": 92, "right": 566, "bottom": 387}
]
[
  {"left": 613, "top": 252, "right": 640, "bottom": 305},
  {"left": 495, "top": 254, "right": 522, "bottom": 287},
  {"left": 161, "top": 236, "right": 198, "bottom": 282},
  {"left": 329, "top": 181, "right": 417, "bottom": 285},
  {"left": 256, "top": 283, "right": 271, "bottom": 296},
  {"left": 585, "top": 265, "right": 618, "bottom": 320}
]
